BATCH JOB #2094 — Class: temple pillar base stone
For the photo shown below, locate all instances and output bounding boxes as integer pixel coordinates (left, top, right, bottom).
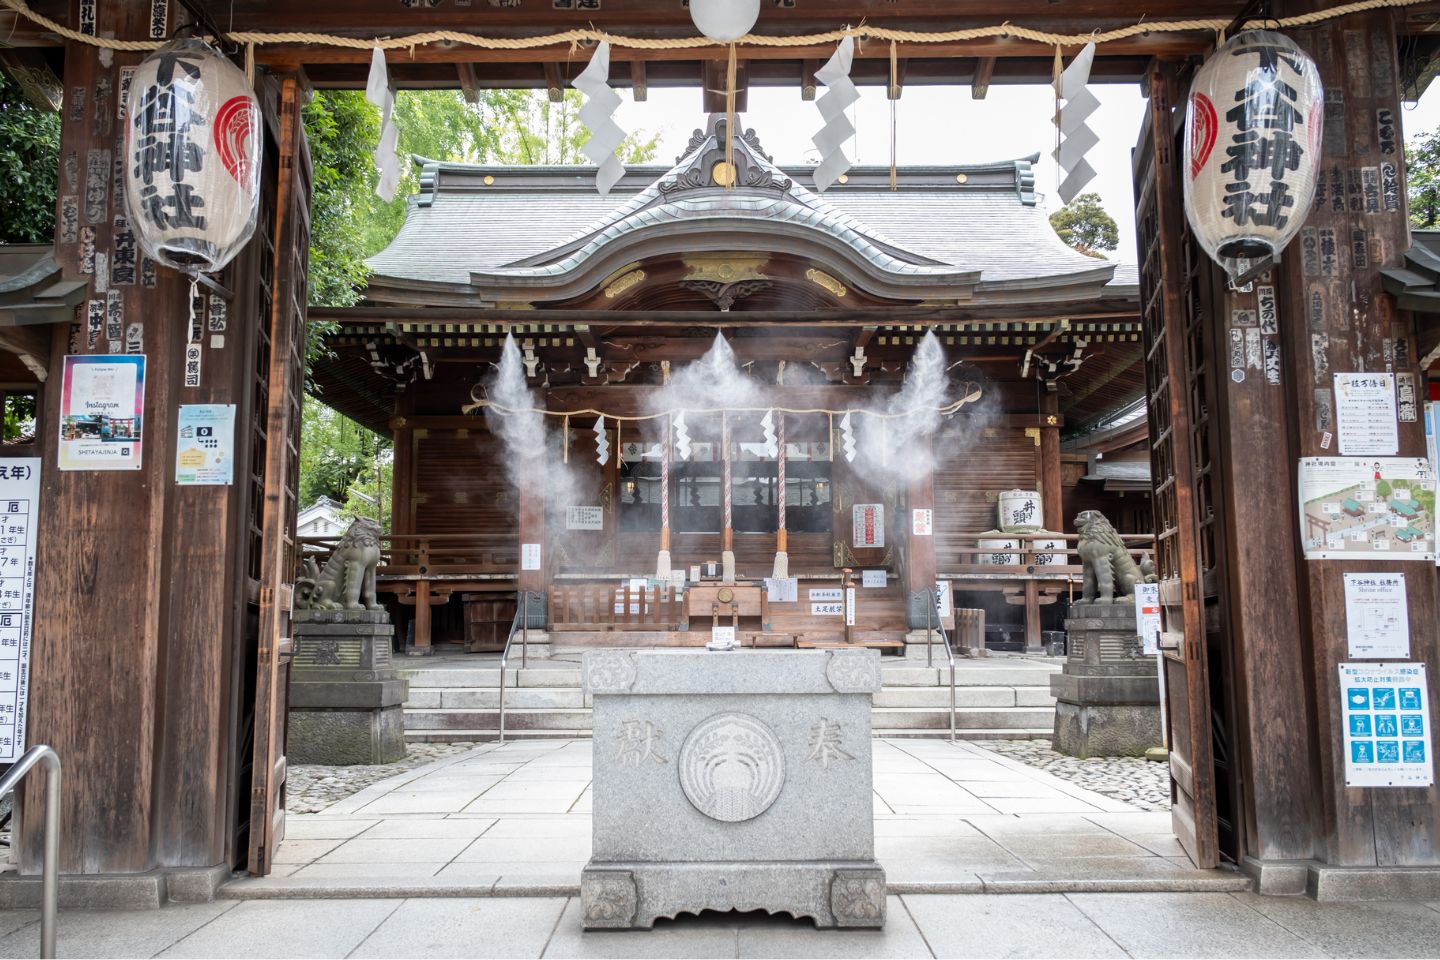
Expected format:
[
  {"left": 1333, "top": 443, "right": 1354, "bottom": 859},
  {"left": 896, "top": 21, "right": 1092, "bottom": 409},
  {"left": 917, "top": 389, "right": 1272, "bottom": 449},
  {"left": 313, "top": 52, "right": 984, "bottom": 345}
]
[{"left": 287, "top": 612, "right": 409, "bottom": 765}]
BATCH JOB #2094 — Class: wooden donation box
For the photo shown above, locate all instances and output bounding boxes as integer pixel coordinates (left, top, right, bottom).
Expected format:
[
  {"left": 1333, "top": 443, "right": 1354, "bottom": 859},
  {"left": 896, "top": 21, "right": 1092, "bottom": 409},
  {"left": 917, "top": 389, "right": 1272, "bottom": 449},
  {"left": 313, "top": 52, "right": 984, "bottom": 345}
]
[{"left": 580, "top": 649, "right": 886, "bottom": 930}]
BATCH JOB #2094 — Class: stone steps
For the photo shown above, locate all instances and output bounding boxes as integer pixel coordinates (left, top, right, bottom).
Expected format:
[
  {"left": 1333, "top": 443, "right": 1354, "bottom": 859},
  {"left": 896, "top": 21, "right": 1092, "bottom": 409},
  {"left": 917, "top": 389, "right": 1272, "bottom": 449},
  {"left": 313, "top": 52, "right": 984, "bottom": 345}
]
[{"left": 398, "top": 657, "right": 1062, "bottom": 743}]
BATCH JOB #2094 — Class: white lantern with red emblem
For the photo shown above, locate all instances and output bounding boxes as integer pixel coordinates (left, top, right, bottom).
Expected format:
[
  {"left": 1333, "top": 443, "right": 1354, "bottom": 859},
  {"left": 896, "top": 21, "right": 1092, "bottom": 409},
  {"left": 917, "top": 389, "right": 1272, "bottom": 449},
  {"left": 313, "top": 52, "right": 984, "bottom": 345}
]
[
  {"left": 123, "top": 37, "right": 261, "bottom": 275},
  {"left": 1184, "top": 30, "right": 1324, "bottom": 283}
]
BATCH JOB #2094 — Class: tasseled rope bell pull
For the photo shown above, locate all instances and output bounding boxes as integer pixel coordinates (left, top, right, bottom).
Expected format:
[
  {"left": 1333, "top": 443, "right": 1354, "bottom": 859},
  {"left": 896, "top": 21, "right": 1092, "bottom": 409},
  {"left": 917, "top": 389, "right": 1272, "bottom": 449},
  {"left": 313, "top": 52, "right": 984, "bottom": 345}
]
[
  {"left": 725, "top": 42, "right": 738, "bottom": 190},
  {"left": 889, "top": 41, "right": 899, "bottom": 192}
]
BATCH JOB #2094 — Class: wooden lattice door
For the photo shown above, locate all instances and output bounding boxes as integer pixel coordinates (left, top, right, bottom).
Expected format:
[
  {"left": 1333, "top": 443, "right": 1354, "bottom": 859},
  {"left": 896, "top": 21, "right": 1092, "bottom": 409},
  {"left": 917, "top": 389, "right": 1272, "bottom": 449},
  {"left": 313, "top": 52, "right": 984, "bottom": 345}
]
[
  {"left": 248, "top": 74, "right": 312, "bottom": 875},
  {"left": 1133, "top": 62, "right": 1222, "bottom": 869}
]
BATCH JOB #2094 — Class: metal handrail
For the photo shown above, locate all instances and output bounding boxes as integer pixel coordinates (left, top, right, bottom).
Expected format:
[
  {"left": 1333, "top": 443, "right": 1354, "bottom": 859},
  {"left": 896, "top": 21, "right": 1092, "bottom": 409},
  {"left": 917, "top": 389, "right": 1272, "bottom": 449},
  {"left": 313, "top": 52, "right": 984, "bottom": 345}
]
[
  {"left": 498, "top": 592, "right": 530, "bottom": 744},
  {"left": 926, "top": 592, "right": 958, "bottom": 744},
  {"left": 0, "top": 746, "right": 60, "bottom": 959}
]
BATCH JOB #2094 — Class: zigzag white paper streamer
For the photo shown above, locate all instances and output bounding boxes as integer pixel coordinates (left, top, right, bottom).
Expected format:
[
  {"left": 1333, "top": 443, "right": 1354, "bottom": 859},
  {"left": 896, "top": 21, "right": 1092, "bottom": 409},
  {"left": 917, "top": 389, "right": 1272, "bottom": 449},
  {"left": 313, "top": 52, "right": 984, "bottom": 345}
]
[
  {"left": 812, "top": 36, "right": 859, "bottom": 193},
  {"left": 673, "top": 412, "right": 692, "bottom": 461},
  {"left": 573, "top": 41, "right": 626, "bottom": 196},
  {"left": 365, "top": 48, "right": 401, "bottom": 202},
  {"left": 840, "top": 412, "right": 856, "bottom": 463},
  {"left": 761, "top": 410, "right": 779, "bottom": 459},
  {"left": 594, "top": 416, "right": 610, "bottom": 466},
  {"left": 1053, "top": 42, "right": 1098, "bottom": 204}
]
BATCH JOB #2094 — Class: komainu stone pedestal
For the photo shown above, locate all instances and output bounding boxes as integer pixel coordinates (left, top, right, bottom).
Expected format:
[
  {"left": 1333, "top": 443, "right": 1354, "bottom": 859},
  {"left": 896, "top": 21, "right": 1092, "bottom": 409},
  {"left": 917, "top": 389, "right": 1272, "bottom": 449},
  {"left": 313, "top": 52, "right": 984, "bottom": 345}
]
[
  {"left": 581, "top": 650, "right": 886, "bottom": 930},
  {"left": 288, "top": 610, "right": 408, "bottom": 765},
  {"left": 1051, "top": 602, "right": 1161, "bottom": 759}
]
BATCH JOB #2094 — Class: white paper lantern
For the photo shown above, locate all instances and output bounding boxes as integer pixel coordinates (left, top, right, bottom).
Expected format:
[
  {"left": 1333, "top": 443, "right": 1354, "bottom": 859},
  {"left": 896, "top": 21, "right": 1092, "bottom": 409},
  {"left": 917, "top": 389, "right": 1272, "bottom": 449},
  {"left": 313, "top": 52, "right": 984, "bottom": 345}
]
[
  {"left": 689, "top": 0, "right": 760, "bottom": 43},
  {"left": 123, "top": 37, "right": 261, "bottom": 275},
  {"left": 1184, "top": 30, "right": 1324, "bottom": 283}
]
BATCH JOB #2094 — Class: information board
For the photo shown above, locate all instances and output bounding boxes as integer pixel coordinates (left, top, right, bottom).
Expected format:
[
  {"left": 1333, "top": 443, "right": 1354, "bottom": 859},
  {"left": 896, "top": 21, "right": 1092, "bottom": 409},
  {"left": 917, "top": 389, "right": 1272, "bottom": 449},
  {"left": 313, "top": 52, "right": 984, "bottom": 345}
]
[
  {"left": 852, "top": 504, "right": 884, "bottom": 548},
  {"left": 174, "top": 404, "right": 235, "bottom": 485},
  {"left": 0, "top": 459, "right": 39, "bottom": 763},
  {"left": 1134, "top": 582, "right": 1162, "bottom": 656},
  {"left": 58, "top": 354, "right": 145, "bottom": 470},
  {"left": 1343, "top": 573, "right": 1410, "bottom": 658},
  {"left": 1339, "top": 662, "right": 1433, "bottom": 788}
]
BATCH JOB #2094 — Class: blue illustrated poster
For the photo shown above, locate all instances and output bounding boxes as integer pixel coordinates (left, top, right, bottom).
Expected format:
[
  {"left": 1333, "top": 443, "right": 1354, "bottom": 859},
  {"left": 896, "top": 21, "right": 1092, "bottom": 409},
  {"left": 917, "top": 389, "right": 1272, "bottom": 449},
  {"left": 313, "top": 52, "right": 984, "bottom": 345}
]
[{"left": 1340, "top": 663, "right": 1433, "bottom": 787}]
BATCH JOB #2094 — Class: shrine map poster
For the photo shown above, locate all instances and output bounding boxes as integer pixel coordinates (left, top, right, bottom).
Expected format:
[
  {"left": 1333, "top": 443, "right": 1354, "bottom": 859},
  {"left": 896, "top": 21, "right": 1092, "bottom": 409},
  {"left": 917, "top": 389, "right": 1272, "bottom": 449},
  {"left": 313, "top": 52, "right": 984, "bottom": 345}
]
[
  {"left": 58, "top": 355, "right": 145, "bottom": 471},
  {"left": 1297, "top": 457, "right": 1436, "bottom": 560},
  {"left": 1340, "top": 663, "right": 1433, "bottom": 788},
  {"left": 0, "top": 459, "right": 39, "bottom": 763}
]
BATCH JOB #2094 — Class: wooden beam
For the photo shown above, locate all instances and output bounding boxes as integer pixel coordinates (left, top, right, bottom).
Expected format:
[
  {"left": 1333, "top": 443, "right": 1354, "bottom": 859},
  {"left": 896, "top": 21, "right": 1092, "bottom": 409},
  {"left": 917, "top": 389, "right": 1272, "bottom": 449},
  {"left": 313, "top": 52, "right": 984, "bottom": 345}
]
[
  {"left": 630, "top": 59, "right": 648, "bottom": 101},
  {"left": 456, "top": 62, "right": 480, "bottom": 104},
  {"left": 971, "top": 56, "right": 996, "bottom": 99},
  {"left": 802, "top": 59, "right": 820, "bottom": 101},
  {"left": 543, "top": 62, "right": 565, "bottom": 102},
  {"left": 702, "top": 58, "right": 749, "bottom": 113},
  {"left": 317, "top": 304, "right": 1140, "bottom": 329}
]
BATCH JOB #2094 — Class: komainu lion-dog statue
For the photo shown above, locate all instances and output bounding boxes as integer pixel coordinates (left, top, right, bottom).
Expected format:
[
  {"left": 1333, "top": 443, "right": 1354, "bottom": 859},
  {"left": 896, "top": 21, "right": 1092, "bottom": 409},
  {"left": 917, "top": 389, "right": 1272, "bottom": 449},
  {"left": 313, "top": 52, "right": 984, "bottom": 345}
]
[
  {"left": 295, "top": 517, "right": 384, "bottom": 612},
  {"left": 1074, "top": 509, "right": 1155, "bottom": 604}
]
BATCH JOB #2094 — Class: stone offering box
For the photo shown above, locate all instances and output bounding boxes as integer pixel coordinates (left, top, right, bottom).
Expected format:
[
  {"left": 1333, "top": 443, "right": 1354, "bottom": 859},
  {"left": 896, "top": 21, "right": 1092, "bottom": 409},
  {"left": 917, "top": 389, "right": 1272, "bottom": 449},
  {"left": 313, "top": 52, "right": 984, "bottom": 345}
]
[{"left": 581, "top": 649, "right": 886, "bottom": 930}]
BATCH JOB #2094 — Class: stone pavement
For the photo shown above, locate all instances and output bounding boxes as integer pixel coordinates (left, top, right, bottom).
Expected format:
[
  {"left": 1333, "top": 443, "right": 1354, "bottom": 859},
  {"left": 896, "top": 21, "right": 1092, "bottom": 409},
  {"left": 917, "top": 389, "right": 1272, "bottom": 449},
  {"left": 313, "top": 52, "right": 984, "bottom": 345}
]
[
  {"left": 1, "top": 893, "right": 1440, "bottom": 957},
  {"left": 232, "top": 738, "right": 1234, "bottom": 897}
]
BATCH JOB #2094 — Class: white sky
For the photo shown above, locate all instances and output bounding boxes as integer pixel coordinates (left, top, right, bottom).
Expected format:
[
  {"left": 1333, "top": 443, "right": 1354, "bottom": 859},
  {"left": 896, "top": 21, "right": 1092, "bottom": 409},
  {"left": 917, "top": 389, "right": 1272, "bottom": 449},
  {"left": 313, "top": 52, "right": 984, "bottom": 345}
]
[{"left": 614, "top": 81, "right": 1440, "bottom": 265}]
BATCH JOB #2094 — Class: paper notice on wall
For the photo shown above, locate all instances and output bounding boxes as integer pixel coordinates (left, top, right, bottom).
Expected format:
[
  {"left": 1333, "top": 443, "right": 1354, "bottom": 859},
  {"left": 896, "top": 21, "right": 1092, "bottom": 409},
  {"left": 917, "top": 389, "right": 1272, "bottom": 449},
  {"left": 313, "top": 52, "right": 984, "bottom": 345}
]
[
  {"left": 1340, "top": 662, "right": 1433, "bottom": 788},
  {"left": 521, "top": 543, "right": 542, "bottom": 571},
  {"left": 1343, "top": 573, "right": 1410, "bottom": 658},
  {"left": 764, "top": 578, "right": 797, "bottom": 603},
  {"left": 845, "top": 587, "right": 856, "bottom": 627},
  {"left": 1334, "top": 373, "right": 1399, "bottom": 456},
  {"left": 810, "top": 588, "right": 843, "bottom": 617},
  {"left": 853, "top": 503, "right": 884, "bottom": 549},
  {"left": 912, "top": 508, "right": 933, "bottom": 537},
  {"left": 0, "top": 459, "right": 39, "bottom": 763},
  {"left": 935, "top": 580, "right": 952, "bottom": 620},
  {"left": 1427, "top": 404, "right": 1440, "bottom": 569},
  {"left": 1297, "top": 457, "right": 1436, "bottom": 561},
  {"left": 1135, "top": 582, "right": 1162, "bottom": 656},
  {"left": 566, "top": 506, "right": 604, "bottom": 531},
  {"left": 861, "top": 570, "right": 887, "bottom": 589},
  {"left": 58, "top": 355, "right": 145, "bottom": 471},
  {"left": 174, "top": 404, "right": 235, "bottom": 486}
]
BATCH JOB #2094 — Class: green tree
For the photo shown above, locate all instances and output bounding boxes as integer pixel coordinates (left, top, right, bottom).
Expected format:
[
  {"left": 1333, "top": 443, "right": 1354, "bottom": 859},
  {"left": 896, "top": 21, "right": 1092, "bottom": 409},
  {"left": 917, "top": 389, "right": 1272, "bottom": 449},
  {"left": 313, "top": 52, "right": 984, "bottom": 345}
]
[
  {"left": 298, "top": 396, "right": 391, "bottom": 522},
  {"left": 1049, "top": 192, "right": 1120, "bottom": 258},
  {"left": 0, "top": 73, "right": 61, "bottom": 244},
  {"left": 1406, "top": 128, "right": 1440, "bottom": 228},
  {"left": 1376, "top": 479, "right": 1393, "bottom": 500}
]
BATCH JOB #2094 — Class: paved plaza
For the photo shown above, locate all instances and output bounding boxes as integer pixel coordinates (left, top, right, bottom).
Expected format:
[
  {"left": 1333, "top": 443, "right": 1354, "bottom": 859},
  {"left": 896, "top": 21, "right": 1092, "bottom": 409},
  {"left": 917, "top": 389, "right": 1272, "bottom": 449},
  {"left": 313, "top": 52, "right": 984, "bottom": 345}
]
[
  {"left": 0, "top": 740, "right": 1438, "bottom": 957},
  {"left": 239, "top": 738, "right": 1231, "bottom": 897}
]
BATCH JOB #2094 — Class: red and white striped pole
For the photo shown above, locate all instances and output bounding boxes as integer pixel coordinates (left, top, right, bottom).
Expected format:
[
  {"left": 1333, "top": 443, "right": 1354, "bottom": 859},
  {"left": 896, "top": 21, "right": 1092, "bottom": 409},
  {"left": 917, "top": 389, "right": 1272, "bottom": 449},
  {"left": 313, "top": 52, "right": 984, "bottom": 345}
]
[
  {"left": 722, "top": 412, "right": 735, "bottom": 584},
  {"left": 657, "top": 415, "right": 672, "bottom": 579},
  {"left": 773, "top": 413, "right": 788, "bottom": 579}
]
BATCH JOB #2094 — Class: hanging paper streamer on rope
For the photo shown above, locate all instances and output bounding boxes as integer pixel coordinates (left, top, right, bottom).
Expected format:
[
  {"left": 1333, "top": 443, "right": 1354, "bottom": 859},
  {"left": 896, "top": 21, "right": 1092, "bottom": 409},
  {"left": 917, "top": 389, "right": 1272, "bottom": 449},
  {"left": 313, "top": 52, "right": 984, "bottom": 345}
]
[
  {"left": 594, "top": 415, "right": 610, "bottom": 466},
  {"left": 673, "top": 412, "right": 692, "bottom": 461},
  {"left": 573, "top": 41, "right": 626, "bottom": 196},
  {"left": 760, "top": 410, "right": 779, "bottom": 459},
  {"left": 840, "top": 411, "right": 857, "bottom": 463},
  {"left": 812, "top": 35, "right": 858, "bottom": 193},
  {"left": 365, "top": 48, "right": 402, "bottom": 202},
  {"left": 1053, "top": 42, "right": 1098, "bottom": 204}
]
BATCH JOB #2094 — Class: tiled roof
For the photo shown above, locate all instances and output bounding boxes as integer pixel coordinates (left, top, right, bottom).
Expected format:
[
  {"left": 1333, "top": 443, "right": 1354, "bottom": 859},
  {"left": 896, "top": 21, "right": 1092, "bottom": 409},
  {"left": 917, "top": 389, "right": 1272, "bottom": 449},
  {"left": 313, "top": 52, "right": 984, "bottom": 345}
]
[{"left": 365, "top": 120, "right": 1120, "bottom": 305}]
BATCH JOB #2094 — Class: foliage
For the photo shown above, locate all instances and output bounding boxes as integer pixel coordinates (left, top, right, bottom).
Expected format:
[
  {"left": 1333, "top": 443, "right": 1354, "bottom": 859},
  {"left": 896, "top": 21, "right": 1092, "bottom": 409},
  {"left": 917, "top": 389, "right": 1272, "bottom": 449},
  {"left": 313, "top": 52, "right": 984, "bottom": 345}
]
[
  {"left": 2, "top": 392, "right": 37, "bottom": 444},
  {"left": 1376, "top": 479, "right": 1393, "bottom": 500},
  {"left": 1049, "top": 192, "right": 1120, "bottom": 258},
  {"left": 1407, "top": 128, "right": 1440, "bottom": 229},
  {"left": 0, "top": 72, "right": 61, "bottom": 244},
  {"left": 299, "top": 396, "right": 392, "bottom": 526},
  {"left": 303, "top": 88, "right": 660, "bottom": 319}
]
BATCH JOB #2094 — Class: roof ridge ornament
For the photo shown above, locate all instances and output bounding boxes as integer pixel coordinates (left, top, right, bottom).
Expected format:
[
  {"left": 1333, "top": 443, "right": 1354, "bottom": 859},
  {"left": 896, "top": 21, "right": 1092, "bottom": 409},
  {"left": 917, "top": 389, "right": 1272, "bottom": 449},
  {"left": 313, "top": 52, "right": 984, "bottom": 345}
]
[{"left": 659, "top": 117, "right": 792, "bottom": 198}]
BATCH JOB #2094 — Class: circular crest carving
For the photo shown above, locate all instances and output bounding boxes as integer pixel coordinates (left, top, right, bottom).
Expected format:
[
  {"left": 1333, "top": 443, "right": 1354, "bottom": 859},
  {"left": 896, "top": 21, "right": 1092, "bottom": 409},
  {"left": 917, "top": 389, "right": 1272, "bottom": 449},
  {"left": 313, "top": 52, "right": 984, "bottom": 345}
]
[
  {"left": 585, "top": 652, "right": 638, "bottom": 694},
  {"left": 826, "top": 652, "right": 880, "bottom": 693},
  {"left": 678, "top": 713, "right": 786, "bottom": 823}
]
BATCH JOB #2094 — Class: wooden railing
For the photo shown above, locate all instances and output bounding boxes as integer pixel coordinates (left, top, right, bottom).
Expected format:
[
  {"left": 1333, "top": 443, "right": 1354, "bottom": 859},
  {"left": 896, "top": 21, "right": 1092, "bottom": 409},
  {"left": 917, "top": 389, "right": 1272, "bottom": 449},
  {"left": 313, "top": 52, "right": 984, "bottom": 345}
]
[
  {"left": 297, "top": 533, "right": 517, "bottom": 580},
  {"left": 941, "top": 532, "right": 1157, "bottom": 578},
  {"left": 549, "top": 582, "right": 685, "bottom": 632}
]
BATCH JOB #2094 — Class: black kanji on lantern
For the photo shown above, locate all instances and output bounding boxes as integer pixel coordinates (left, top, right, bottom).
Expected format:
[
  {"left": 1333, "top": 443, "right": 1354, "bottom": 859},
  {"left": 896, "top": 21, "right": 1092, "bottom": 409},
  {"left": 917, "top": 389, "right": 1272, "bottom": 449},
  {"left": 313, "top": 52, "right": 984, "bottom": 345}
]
[
  {"left": 131, "top": 50, "right": 209, "bottom": 232},
  {"left": 1219, "top": 41, "right": 1310, "bottom": 231}
]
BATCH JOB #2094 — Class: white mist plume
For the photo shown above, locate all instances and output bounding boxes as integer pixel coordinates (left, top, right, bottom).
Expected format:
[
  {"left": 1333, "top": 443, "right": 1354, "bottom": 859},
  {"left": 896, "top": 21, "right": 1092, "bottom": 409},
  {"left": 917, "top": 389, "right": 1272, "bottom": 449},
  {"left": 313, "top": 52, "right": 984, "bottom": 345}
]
[
  {"left": 483, "top": 334, "right": 584, "bottom": 513},
  {"left": 850, "top": 331, "right": 950, "bottom": 483},
  {"left": 648, "top": 333, "right": 768, "bottom": 444}
]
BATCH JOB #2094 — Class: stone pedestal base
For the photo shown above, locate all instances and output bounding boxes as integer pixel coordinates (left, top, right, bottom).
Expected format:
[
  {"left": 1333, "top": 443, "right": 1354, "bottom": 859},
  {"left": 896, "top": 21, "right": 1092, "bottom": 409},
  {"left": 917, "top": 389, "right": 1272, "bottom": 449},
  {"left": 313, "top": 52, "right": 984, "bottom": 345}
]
[
  {"left": 288, "top": 611, "right": 408, "bottom": 765},
  {"left": 510, "top": 630, "right": 553, "bottom": 661},
  {"left": 582, "top": 649, "right": 885, "bottom": 930},
  {"left": 902, "top": 630, "right": 946, "bottom": 661},
  {"left": 1051, "top": 602, "right": 1160, "bottom": 759},
  {"left": 581, "top": 862, "right": 886, "bottom": 929}
]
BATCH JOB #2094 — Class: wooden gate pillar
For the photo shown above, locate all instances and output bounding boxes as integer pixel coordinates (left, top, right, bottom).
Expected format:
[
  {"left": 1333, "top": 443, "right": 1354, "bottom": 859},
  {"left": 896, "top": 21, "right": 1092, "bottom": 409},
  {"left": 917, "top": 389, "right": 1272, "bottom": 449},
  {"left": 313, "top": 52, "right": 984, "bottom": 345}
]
[
  {"left": 23, "top": 0, "right": 270, "bottom": 875},
  {"left": 1268, "top": 6, "right": 1440, "bottom": 872},
  {"left": 904, "top": 442, "right": 937, "bottom": 630}
]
